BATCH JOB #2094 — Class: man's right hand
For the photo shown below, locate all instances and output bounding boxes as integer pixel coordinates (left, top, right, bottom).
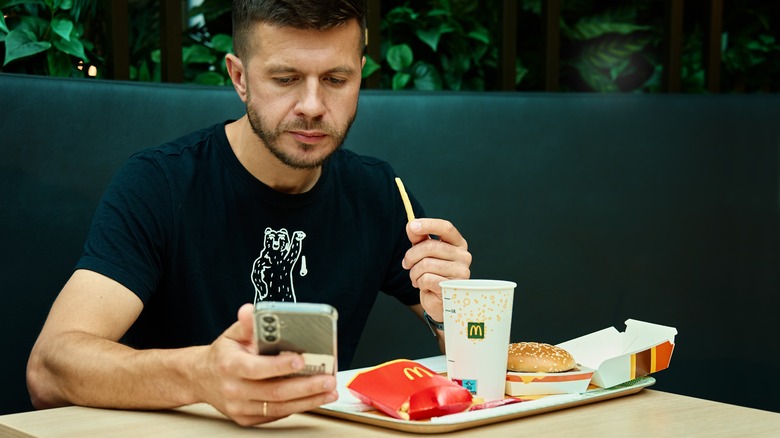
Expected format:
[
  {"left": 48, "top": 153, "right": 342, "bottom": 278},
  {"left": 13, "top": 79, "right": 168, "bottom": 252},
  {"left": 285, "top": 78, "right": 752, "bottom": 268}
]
[
  {"left": 27, "top": 271, "right": 337, "bottom": 428},
  {"left": 196, "top": 303, "right": 338, "bottom": 426}
]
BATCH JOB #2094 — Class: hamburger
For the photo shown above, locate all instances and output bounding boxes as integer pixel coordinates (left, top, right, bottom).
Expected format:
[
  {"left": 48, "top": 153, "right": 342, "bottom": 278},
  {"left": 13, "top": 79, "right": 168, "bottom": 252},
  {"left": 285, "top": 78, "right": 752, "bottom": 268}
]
[{"left": 507, "top": 342, "right": 577, "bottom": 373}]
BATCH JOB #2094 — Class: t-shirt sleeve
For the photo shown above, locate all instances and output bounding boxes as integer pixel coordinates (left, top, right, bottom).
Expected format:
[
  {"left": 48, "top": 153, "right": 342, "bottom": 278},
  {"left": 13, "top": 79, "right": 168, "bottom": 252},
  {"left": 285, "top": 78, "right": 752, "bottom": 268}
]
[{"left": 75, "top": 152, "right": 171, "bottom": 303}]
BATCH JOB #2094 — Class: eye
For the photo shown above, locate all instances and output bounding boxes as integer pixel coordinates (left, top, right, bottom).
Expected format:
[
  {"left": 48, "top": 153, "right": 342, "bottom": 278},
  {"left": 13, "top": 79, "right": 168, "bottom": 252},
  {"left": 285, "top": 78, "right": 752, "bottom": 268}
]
[
  {"left": 324, "top": 76, "right": 347, "bottom": 86},
  {"left": 274, "top": 76, "right": 298, "bottom": 85}
]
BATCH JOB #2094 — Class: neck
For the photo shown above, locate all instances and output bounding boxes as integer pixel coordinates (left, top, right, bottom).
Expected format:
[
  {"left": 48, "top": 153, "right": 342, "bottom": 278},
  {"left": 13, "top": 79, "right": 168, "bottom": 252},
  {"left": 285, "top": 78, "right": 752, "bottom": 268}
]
[{"left": 225, "top": 116, "right": 322, "bottom": 194}]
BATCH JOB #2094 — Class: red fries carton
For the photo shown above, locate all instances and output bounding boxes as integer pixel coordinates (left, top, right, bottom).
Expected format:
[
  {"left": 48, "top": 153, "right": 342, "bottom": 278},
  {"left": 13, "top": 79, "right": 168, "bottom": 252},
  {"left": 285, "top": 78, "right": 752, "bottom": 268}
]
[{"left": 346, "top": 359, "right": 473, "bottom": 420}]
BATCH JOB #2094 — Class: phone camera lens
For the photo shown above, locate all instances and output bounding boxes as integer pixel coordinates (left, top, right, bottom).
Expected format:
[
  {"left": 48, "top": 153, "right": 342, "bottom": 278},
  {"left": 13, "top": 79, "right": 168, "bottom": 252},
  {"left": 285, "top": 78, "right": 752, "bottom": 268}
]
[{"left": 259, "top": 313, "right": 280, "bottom": 344}]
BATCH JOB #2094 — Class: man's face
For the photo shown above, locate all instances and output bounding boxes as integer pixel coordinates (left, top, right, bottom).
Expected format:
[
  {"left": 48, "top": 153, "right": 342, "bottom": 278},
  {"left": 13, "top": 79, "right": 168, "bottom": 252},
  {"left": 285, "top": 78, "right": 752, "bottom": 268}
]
[{"left": 242, "top": 20, "right": 365, "bottom": 170}]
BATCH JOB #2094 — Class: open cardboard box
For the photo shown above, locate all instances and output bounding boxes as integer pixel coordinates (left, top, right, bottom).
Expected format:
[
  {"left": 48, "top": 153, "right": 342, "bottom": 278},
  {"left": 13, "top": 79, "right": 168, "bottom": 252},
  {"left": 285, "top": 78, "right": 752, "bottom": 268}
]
[{"left": 506, "top": 319, "right": 677, "bottom": 396}]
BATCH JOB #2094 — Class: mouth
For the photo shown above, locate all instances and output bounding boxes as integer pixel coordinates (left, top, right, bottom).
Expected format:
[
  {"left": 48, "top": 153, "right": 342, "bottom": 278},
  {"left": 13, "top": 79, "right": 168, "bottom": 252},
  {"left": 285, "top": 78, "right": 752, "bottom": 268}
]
[{"left": 289, "top": 130, "right": 328, "bottom": 145}]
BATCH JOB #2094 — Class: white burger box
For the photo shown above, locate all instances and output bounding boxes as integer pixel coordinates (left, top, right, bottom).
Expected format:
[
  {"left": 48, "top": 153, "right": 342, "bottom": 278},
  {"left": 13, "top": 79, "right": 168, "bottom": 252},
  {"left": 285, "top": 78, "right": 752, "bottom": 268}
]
[{"left": 505, "top": 319, "right": 677, "bottom": 396}]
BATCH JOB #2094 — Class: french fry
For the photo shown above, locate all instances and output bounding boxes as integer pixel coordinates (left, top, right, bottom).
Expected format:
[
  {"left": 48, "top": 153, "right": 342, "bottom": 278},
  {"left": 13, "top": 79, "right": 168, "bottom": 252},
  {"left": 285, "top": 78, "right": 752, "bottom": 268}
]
[{"left": 394, "top": 177, "right": 415, "bottom": 223}]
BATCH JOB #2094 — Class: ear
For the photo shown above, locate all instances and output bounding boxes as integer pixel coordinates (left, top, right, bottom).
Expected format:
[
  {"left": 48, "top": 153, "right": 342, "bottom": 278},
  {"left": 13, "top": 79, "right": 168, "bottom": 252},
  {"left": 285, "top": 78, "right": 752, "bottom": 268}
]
[
  {"left": 361, "top": 55, "right": 366, "bottom": 69},
  {"left": 226, "top": 54, "right": 248, "bottom": 103}
]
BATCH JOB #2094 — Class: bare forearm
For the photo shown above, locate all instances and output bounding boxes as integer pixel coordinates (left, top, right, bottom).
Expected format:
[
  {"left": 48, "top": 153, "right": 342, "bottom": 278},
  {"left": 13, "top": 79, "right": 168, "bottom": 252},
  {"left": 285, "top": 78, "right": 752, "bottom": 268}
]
[{"left": 28, "top": 331, "right": 206, "bottom": 410}]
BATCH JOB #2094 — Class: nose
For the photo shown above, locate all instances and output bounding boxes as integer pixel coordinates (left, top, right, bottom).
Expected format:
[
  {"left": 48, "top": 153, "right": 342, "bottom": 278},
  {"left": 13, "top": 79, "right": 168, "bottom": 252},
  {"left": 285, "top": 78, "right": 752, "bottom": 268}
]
[{"left": 294, "top": 78, "right": 326, "bottom": 120}]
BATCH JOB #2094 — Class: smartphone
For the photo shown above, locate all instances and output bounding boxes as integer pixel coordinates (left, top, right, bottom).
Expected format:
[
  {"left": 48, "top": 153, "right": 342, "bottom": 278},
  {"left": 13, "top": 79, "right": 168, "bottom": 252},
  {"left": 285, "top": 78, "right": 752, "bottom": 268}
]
[{"left": 254, "top": 301, "right": 338, "bottom": 376}]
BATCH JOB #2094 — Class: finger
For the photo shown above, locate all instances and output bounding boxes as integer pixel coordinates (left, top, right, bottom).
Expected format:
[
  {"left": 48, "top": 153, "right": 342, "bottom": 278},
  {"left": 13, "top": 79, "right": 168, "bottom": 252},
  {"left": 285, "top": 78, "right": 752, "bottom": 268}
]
[
  {"left": 409, "top": 261, "right": 470, "bottom": 292},
  {"left": 233, "top": 352, "right": 307, "bottom": 380},
  {"left": 406, "top": 219, "right": 468, "bottom": 248},
  {"left": 226, "top": 390, "right": 339, "bottom": 426},
  {"left": 263, "top": 389, "right": 339, "bottom": 417},
  {"left": 249, "top": 374, "right": 337, "bottom": 403},
  {"left": 403, "top": 238, "right": 472, "bottom": 272}
]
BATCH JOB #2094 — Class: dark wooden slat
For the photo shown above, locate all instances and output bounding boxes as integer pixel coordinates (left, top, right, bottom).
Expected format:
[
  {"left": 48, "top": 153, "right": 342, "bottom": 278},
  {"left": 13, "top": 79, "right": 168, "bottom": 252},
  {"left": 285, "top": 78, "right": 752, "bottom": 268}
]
[
  {"left": 499, "top": 0, "right": 518, "bottom": 91},
  {"left": 704, "top": 0, "right": 724, "bottom": 93},
  {"left": 106, "top": 0, "right": 130, "bottom": 80},
  {"left": 365, "top": 0, "right": 381, "bottom": 89},
  {"left": 160, "top": 0, "right": 184, "bottom": 83},
  {"left": 541, "top": 0, "right": 560, "bottom": 92},
  {"left": 662, "top": 0, "right": 684, "bottom": 93}
]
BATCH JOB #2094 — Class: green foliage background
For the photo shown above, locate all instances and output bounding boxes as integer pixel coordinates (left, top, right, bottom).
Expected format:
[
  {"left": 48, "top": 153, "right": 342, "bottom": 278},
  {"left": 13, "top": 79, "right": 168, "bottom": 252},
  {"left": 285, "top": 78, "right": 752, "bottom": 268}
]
[
  {"left": 0, "top": 0, "right": 96, "bottom": 77},
  {"left": 1, "top": 0, "right": 778, "bottom": 92}
]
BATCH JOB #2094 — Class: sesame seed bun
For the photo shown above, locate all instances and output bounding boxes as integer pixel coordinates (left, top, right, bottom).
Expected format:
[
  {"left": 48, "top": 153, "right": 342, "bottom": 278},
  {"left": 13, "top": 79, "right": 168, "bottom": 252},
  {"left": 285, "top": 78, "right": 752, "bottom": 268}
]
[{"left": 507, "top": 342, "right": 577, "bottom": 373}]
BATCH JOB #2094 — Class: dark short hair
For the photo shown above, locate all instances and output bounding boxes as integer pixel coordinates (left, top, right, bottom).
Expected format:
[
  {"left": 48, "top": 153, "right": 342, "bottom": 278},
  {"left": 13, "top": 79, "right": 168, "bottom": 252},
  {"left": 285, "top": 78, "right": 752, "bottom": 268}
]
[{"left": 232, "top": 0, "right": 367, "bottom": 58}]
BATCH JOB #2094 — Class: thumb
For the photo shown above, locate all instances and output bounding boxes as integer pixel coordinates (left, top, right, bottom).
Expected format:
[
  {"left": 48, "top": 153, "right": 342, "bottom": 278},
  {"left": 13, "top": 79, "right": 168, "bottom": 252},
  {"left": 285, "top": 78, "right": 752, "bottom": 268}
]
[
  {"left": 222, "top": 303, "right": 256, "bottom": 343},
  {"left": 406, "top": 220, "right": 428, "bottom": 245},
  {"left": 237, "top": 303, "right": 256, "bottom": 340}
]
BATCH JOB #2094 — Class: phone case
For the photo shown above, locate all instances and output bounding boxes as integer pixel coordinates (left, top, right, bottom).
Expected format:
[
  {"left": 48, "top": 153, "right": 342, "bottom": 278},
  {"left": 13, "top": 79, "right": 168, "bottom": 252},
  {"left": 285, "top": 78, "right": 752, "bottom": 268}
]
[{"left": 254, "top": 302, "right": 338, "bottom": 375}]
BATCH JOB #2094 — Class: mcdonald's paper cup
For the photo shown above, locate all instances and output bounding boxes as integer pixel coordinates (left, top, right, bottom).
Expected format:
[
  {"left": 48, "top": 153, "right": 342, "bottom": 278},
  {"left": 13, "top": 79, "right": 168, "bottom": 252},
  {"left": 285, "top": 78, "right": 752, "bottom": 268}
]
[{"left": 441, "top": 279, "right": 516, "bottom": 401}]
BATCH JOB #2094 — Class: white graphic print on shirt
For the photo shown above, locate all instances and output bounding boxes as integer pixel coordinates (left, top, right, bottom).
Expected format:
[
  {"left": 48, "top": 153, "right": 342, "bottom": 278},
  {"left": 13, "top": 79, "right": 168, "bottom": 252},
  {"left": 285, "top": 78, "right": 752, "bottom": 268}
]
[{"left": 251, "top": 227, "right": 306, "bottom": 304}]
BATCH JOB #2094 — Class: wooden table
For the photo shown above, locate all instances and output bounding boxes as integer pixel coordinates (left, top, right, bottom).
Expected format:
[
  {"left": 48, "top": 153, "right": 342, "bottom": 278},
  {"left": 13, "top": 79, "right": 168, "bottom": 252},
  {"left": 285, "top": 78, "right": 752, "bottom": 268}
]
[{"left": 1, "top": 390, "right": 777, "bottom": 437}]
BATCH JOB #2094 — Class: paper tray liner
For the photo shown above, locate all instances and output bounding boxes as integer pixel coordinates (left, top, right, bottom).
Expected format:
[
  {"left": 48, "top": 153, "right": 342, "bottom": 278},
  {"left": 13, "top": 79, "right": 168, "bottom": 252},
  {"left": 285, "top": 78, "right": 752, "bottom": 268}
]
[{"left": 317, "top": 376, "right": 655, "bottom": 434}]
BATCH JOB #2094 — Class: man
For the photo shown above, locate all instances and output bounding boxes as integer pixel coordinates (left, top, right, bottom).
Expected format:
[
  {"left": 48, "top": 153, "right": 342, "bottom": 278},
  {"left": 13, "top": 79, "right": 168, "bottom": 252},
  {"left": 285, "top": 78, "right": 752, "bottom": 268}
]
[{"left": 26, "top": 0, "right": 471, "bottom": 427}]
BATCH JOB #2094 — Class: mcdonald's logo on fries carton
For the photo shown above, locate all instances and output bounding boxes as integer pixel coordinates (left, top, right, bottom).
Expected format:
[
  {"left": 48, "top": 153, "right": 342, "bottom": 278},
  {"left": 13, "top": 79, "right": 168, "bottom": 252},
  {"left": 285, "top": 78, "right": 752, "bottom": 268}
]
[
  {"left": 346, "top": 359, "right": 473, "bottom": 420},
  {"left": 556, "top": 319, "right": 677, "bottom": 389}
]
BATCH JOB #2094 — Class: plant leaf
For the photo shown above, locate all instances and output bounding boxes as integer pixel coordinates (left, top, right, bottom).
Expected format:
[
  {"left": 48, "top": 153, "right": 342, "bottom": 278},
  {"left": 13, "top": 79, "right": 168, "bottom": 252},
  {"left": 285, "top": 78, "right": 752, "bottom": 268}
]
[
  {"left": 609, "top": 59, "right": 631, "bottom": 80},
  {"left": 16, "top": 14, "right": 49, "bottom": 42},
  {"left": 138, "top": 60, "right": 151, "bottom": 82},
  {"left": 392, "top": 71, "right": 411, "bottom": 90},
  {"left": 471, "top": 42, "right": 488, "bottom": 63},
  {"left": 1, "top": 0, "right": 46, "bottom": 7},
  {"left": 211, "top": 33, "right": 232, "bottom": 53},
  {"left": 3, "top": 27, "right": 51, "bottom": 66},
  {"left": 443, "top": 68, "right": 462, "bottom": 91},
  {"left": 194, "top": 71, "right": 224, "bottom": 86},
  {"left": 46, "top": 49, "right": 72, "bottom": 76},
  {"left": 46, "top": 0, "right": 69, "bottom": 10},
  {"left": 516, "top": 59, "right": 529, "bottom": 85},
  {"left": 416, "top": 28, "right": 441, "bottom": 52},
  {"left": 579, "top": 36, "right": 649, "bottom": 70},
  {"left": 51, "top": 17, "right": 73, "bottom": 41},
  {"left": 53, "top": 36, "right": 86, "bottom": 61},
  {"left": 447, "top": 53, "right": 470, "bottom": 73},
  {"left": 466, "top": 29, "right": 490, "bottom": 45},
  {"left": 385, "top": 6, "right": 416, "bottom": 25},
  {"left": 412, "top": 61, "right": 442, "bottom": 90},
  {"left": 570, "top": 21, "right": 651, "bottom": 41},
  {"left": 386, "top": 44, "right": 413, "bottom": 71},
  {"left": 0, "top": 13, "right": 8, "bottom": 36},
  {"left": 426, "top": 8, "right": 448, "bottom": 17},
  {"left": 183, "top": 44, "right": 214, "bottom": 64},
  {"left": 362, "top": 54, "right": 380, "bottom": 78}
]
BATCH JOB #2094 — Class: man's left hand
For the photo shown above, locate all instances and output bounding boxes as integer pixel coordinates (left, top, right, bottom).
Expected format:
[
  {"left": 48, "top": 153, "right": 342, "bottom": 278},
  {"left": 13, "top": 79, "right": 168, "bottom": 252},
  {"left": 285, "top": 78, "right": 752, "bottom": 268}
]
[{"left": 402, "top": 218, "right": 471, "bottom": 322}]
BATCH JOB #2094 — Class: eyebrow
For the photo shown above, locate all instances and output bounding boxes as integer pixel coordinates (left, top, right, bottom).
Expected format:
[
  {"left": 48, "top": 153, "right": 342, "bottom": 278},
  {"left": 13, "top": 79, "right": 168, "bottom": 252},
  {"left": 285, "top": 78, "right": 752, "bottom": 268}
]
[{"left": 265, "top": 64, "right": 357, "bottom": 75}]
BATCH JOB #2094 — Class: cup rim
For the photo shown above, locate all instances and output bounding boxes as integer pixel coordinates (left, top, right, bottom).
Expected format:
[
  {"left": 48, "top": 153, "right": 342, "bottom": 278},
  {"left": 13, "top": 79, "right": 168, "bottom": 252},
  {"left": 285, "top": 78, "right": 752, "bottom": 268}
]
[{"left": 440, "top": 279, "right": 516, "bottom": 290}]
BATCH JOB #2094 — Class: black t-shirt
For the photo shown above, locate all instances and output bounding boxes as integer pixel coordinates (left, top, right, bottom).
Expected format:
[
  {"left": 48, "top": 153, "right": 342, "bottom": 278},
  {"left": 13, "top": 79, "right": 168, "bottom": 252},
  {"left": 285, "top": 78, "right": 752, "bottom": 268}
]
[{"left": 76, "top": 122, "right": 422, "bottom": 368}]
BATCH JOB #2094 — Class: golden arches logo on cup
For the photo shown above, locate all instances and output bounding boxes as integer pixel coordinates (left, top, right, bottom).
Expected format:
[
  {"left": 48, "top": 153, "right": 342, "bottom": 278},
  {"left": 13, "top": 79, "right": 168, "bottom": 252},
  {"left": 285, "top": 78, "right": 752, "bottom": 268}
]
[
  {"left": 467, "top": 322, "right": 485, "bottom": 339},
  {"left": 403, "top": 366, "right": 434, "bottom": 381}
]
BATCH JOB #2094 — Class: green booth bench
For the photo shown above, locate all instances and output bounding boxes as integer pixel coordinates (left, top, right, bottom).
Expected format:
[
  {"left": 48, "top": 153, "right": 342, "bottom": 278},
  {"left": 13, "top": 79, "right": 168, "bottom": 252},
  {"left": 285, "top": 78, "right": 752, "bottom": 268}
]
[{"left": 1, "top": 73, "right": 778, "bottom": 415}]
